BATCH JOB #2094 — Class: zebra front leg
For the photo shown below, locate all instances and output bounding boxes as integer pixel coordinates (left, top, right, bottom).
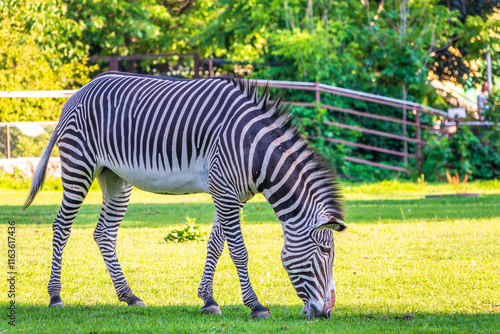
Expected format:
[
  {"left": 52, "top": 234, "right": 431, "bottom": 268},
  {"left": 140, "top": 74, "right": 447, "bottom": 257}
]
[
  {"left": 198, "top": 215, "right": 225, "bottom": 315},
  {"left": 199, "top": 203, "right": 246, "bottom": 315},
  {"left": 94, "top": 169, "right": 144, "bottom": 306},
  {"left": 213, "top": 197, "right": 270, "bottom": 319}
]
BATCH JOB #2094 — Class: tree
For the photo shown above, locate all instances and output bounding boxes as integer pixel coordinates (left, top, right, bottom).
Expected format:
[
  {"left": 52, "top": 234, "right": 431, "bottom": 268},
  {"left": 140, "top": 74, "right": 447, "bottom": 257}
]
[
  {"left": 0, "top": 0, "right": 91, "bottom": 122},
  {"left": 270, "top": 0, "right": 360, "bottom": 83},
  {"left": 464, "top": 7, "right": 500, "bottom": 88},
  {"left": 431, "top": 0, "right": 500, "bottom": 87},
  {"left": 66, "top": 0, "right": 213, "bottom": 56},
  {"left": 359, "top": 0, "right": 461, "bottom": 161},
  {"left": 193, "top": 0, "right": 281, "bottom": 60}
]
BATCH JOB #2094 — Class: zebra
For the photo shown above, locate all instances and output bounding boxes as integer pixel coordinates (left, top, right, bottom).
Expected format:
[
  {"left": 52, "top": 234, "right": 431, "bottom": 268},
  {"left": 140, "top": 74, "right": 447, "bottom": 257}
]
[{"left": 24, "top": 72, "right": 346, "bottom": 319}]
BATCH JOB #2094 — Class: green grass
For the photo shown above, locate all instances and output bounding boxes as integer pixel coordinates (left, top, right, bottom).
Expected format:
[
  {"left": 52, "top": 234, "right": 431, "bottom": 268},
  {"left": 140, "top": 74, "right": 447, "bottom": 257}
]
[{"left": 1, "top": 180, "right": 499, "bottom": 333}]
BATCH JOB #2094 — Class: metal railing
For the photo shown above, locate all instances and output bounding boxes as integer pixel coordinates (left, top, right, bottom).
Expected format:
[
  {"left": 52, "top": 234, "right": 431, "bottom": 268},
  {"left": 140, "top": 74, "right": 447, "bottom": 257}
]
[
  {"left": 0, "top": 91, "right": 75, "bottom": 98},
  {"left": 0, "top": 79, "right": 450, "bottom": 174},
  {"left": 254, "top": 80, "right": 449, "bottom": 174}
]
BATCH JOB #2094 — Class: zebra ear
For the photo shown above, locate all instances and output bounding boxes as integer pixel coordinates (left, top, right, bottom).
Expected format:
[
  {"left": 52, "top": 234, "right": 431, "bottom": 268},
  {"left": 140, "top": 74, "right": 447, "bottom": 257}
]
[{"left": 317, "top": 217, "right": 347, "bottom": 232}]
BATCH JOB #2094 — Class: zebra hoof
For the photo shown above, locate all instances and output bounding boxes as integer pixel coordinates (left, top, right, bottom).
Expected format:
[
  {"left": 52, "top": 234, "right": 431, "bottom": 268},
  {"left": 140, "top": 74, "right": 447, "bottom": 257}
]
[
  {"left": 127, "top": 296, "right": 146, "bottom": 307},
  {"left": 201, "top": 305, "right": 222, "bottom": 315},
  {"left": 250, "top": 305, "right": 271, "bottom": 319},
  {"left": 201, "top": 297, "right": 221, "bottom": 315},
  {"left": 49, "top": 296, "right": 64, "bottom": 307}
]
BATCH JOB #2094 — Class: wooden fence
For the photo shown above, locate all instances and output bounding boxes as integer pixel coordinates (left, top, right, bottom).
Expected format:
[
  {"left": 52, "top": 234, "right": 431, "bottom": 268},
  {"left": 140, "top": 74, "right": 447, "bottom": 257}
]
[
  {"left": 254, "top": 80, "right": 449, "bottom": 174},
  {"left": 0, "top": 78, "right": 450, "bottom": 174}
]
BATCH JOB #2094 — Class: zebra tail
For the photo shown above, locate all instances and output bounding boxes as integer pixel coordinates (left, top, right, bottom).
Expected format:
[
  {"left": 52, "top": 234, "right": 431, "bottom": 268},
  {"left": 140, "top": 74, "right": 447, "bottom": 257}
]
[{"left": 22, "top": 130, "right": 58, "bottom": 210}]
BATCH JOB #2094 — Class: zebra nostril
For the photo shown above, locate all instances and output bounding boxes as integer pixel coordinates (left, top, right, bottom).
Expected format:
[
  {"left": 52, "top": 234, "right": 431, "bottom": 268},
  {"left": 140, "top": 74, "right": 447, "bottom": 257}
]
[{"left": 325, "top": 309, "right": 332, "bottom": 319}]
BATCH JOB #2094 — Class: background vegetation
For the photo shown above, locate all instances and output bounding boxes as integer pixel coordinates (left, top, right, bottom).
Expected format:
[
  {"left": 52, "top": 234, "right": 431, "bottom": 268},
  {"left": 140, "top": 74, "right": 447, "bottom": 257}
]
[{"left": 1, "top": 0, "right": 499, "bottom": 180}]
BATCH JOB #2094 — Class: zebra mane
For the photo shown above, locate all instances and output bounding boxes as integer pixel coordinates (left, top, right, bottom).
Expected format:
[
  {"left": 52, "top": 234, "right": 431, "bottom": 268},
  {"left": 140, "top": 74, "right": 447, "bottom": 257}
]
[
  {"left": 220, "top": 74, "right": 292, "bottom": 124},
  {"left": 220, "top": 75, "right": 344, "bottom": 221}
]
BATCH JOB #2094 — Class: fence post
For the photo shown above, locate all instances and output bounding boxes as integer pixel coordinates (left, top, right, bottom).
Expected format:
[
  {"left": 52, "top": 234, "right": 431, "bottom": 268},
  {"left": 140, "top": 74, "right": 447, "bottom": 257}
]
[
  {"left": 6, "top": 124, "right": 10, "bottom": 159},
  {"left": 209, "top": 59, "right": 214, "bottom": 78},
  {"left": 416, "top": 109, "right": 422, "bottom": 175},
  {"left": 315, "top": 81, "right": 320, "bottom": 104},
  {"left": 109, "top": 56, "right": 119, "bottom": 71},
  {"left": 193, "top": 53, "right": 200, "bottom": 79}
]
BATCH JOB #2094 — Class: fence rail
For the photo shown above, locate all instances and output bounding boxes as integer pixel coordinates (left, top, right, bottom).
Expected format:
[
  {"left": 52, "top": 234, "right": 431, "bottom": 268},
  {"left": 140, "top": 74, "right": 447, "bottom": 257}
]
[
  {"left": 254, "top": 80, "right": 449, "bottom": 174},
  {"left": 1, "top": 78, "right": 450, "bottom": 173},
  {"left": 0, "top": 91, "right": 76, "bottom": 98},
  {"left": 254, "top": 80, "right": 448, "bottom": 116}
]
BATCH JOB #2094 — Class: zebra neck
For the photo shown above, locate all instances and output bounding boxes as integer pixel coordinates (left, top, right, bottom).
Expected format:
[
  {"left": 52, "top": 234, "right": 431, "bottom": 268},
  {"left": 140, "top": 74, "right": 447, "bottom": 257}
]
[
  {"left": 262, "top": 176, "right": 325, "bottom": 233},
  {"left": 258, "top": 150, "right": 341, "bottom": 233}
]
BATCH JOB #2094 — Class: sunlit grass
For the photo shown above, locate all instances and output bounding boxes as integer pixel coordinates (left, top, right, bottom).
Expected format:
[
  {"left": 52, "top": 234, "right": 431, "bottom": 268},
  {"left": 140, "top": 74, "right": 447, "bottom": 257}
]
[{"left": 1, "top": 181, "right": 499, "bottom": 333}]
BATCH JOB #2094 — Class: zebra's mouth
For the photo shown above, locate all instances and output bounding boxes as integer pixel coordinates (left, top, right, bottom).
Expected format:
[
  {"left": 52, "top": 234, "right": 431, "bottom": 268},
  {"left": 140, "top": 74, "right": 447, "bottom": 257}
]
[{"left": 302, "top": 300, "right": 332, "bottom": 319}]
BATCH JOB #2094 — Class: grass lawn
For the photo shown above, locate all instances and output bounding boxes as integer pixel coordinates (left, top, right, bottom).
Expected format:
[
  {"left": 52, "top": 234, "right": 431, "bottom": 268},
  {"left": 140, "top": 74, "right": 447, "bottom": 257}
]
[{"left": 0, "top": 180, "right": 499, "bottom": 333}]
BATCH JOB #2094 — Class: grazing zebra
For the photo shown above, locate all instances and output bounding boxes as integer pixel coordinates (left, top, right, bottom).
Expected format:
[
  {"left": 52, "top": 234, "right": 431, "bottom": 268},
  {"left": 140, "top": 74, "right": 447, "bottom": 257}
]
[{"left": 24, "top": 72, "right": 346, "bottom": 319}]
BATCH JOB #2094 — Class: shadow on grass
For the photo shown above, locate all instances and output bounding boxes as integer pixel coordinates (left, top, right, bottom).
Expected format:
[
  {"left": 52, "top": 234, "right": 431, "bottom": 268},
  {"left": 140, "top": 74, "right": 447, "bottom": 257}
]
[
  {"left": 1, "top": 202, "right": 276, "bottom": 227},
  {"left": 2, "top": 194, "right": 499, "bottom": 227},
  {"left": 2, "top": 303, "right": 498, "bottom": 333},
  {"left": 346, "top": 194, "right": 500, "bottom": 223}
]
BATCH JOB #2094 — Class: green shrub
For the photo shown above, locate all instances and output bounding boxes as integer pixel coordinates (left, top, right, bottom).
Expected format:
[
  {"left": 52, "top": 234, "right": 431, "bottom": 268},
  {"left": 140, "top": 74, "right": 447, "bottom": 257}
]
[
  {"left": 164, "top": 218, "right": 207, "bottom": 243},
  {"left": 7, "top": 129, "right": 59, "bottom": 159},
  {"left": 484, "top": 90, "right": 500, "bottom": 127},
  {"left": 0, "top": 170, "right": 102, "bottom": 191},
  {"left": 422, "top": 125, "right": 500, "bottom": 182},
  {"left": 0, "top": 169, "right": 64, "bottom": 191}
]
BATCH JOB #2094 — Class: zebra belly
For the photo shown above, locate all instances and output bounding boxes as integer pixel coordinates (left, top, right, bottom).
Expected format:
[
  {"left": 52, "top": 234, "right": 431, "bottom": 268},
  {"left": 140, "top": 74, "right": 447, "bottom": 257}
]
[{"left": 104, "top": 159, "right": 210, "bottom": 195}]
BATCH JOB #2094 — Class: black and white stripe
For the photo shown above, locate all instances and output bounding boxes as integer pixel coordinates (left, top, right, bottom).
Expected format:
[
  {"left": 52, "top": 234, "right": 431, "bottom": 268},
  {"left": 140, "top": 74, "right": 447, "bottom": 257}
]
[{"left": 24, "top": 72, "right": 345, "bottom": 319}]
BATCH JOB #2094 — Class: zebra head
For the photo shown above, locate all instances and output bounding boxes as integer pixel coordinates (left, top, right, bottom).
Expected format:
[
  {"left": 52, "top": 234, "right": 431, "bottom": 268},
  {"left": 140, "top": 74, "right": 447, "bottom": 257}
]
[{"left": 281, "top": 215, "right": 346, "bottom": 319}]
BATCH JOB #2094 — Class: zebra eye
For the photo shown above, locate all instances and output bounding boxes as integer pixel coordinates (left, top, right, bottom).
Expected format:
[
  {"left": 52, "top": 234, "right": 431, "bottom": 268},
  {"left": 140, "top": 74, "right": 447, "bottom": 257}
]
[{"left": 319, "top": 246, "right": 331, "bottom": 254}]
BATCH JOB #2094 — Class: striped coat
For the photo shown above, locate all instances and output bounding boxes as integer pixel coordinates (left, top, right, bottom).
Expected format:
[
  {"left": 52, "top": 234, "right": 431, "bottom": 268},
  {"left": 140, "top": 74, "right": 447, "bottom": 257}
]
[{"left": 24, "top": 72, "right": 345, "bottom": 319}]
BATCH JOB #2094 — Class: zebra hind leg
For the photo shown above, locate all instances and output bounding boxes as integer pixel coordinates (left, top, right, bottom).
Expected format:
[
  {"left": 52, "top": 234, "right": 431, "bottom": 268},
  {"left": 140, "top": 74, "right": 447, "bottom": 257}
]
[
  {"left": 48, "top": 160, "right": 94, "bottom": 307},
  {"left": 94, "top": 168, "right": 145, "bottom": 306},
  {"left": 198, "top": 214, "right": 224, "bottom": 315}
]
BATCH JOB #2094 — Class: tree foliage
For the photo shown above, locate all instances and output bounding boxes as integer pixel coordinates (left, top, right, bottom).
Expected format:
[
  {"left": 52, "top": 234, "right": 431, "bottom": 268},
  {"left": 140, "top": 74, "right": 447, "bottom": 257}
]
[
  {"left": 4, "top": 0, "right": 498, "bottom": 118},
  {"left": 2, "top": 0, "right": 499, "bottom": 180},
  {"left": 64, "top": 0, "right": 213, "bottom": 56},
  {"left": 430, "top": 1, "right": 500, "bottom": 86},
  {"left": 0, "top": 0, "right": 91, "bottom": 121}
]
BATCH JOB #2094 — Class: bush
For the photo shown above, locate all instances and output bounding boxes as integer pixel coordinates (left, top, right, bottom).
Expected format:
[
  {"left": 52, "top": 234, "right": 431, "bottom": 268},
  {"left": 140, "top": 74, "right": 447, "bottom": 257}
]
[
  {"left": 0, "top": 169, "right": 63, "bottom": 190},
  {"left": 422, "top": 125, "right": 500, "bottom": 181},
  {"left": 164, "top": 218, "right": 207, "bottom": 243},
  {"left": 6, "top": 127, "right": 59, "bottom": 159},
  {"left": 0, "top": 170, "right": 101, "bottom": 191}
]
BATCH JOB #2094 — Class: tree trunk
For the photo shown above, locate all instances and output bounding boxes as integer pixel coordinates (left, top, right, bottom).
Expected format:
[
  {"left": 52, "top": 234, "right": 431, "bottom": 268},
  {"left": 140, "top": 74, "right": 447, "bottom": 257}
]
[
  {"left": 487, "top": 45, "right": 493, "bottom": 93},
  {"left": 308, "top": 0, "right": 314, "bottom": 34}
]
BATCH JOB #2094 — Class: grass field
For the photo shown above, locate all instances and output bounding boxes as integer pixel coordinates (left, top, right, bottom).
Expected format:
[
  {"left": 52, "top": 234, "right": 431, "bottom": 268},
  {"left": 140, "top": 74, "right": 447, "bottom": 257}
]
[{"left": 1, "top": 180, "right": 499, "bottom": 333}]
